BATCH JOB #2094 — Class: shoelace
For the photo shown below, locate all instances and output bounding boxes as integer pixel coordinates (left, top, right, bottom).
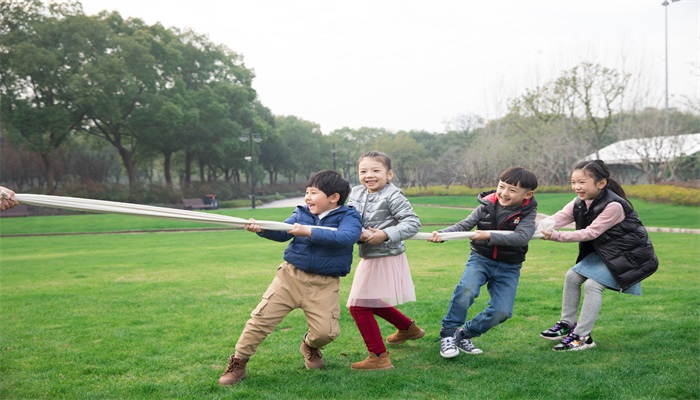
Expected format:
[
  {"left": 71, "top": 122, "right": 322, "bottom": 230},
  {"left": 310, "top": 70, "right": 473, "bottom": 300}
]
[
  {"left": 549, "top": 322, "right": 566, "bottom": 332},
  {"left": 224, "top": 357, "right": 243, "bottom": 373},
  {"left": 305, "top": 346, "right": 322, "bottom": 361},
  {"left": 440, "top": 336, "right": 456, "bottom": 352},
  {"left": 458, "top": 337, "right": 477, "bottom": 351},
  {"left": 560, "top": 333, "right": 578, "bottom": 345}
]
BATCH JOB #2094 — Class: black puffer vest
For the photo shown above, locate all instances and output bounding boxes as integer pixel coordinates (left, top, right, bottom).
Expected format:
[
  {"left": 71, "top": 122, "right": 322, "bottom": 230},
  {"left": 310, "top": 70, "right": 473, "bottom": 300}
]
[
  {"left": 471, "top": 190, "right": 537, "bottom": 263},
  {"left": 573, "top": 189, "right": 658, "bottom": 291}
]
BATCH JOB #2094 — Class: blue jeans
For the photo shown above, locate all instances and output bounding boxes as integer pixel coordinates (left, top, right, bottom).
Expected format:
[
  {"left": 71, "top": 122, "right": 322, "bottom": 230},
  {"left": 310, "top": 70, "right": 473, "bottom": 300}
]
[{"left": 441, "top": 252, "right": 522, "bottom": 339}]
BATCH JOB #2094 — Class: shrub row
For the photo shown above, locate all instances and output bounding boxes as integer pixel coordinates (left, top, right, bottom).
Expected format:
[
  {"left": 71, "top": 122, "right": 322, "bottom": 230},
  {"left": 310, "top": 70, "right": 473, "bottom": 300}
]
[
  {"left": 402, "top": 184, "right": 700, "bottom": 206},
  {"left": 624, "top": 185, "right": 700, "bottom": 206},
  {"left": 401, "top": 185, "right": 570, "bottom": 197}
]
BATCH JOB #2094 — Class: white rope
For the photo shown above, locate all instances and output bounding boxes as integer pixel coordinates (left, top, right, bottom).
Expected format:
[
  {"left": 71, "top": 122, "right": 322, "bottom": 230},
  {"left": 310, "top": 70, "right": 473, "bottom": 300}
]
[
  {"left": 7, "top": 192, "right": 553, "bottom": 240},
  {"left": 410, "top": 218, "right": 554, "bottom": 241},
  {"left": 13, "top": 193, "right": 299, "bottom": 231}
]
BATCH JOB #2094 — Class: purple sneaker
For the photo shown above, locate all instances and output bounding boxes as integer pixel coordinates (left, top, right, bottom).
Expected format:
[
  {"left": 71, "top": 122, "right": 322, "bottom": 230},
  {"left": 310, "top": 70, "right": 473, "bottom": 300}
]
[
  {"left": 540, "top": 321, "right": 576, "bottom": 341},
  {"left": 553, "top": 333, "right": 596, "bottom": 351}
]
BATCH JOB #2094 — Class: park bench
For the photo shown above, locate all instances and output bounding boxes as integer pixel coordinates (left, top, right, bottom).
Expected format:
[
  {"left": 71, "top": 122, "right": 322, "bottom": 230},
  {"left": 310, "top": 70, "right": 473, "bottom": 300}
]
[
  {"left": 0, "top": 204, "right": 30, "bottom": 218},
  {"left": 183, "top": 198, "right": 216, "bottom": 210}
]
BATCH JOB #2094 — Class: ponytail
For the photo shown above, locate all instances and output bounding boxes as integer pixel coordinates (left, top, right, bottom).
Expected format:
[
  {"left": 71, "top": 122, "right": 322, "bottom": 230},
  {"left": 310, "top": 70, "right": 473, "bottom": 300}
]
[{"left": 573, "top": 160, "right": 631, "bottom": 208}]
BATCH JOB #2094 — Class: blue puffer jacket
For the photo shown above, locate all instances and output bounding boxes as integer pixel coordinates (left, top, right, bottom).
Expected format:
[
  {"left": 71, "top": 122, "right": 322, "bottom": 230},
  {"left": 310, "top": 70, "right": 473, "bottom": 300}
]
[{"left": 258, "top": 205, "right": 362, "bottom": 277}]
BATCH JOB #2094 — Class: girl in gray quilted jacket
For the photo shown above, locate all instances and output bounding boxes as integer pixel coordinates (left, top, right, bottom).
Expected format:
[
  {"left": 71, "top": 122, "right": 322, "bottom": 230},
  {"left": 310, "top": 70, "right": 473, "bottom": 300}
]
[{"left": 346, "top": 151, "right": 424, "bottom": 370}]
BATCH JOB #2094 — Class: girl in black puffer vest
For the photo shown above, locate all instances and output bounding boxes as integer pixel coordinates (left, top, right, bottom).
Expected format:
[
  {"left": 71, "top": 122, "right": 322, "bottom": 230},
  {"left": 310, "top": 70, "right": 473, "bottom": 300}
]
[{"left": 538, "top": 160, "right": 658, "bottom": 351}]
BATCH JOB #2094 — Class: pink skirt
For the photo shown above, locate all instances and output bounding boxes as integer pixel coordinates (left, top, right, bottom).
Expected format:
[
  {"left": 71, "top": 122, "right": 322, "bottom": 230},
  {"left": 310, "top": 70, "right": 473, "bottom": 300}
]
[{"left": 346, "top": 253, "right": 416, "bottom": 308}]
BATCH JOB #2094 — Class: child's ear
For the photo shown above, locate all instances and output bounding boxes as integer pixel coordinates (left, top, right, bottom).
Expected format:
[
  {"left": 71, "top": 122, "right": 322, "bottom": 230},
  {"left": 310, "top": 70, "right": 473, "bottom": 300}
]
[
  {"left": 329, "top": 192, "right": 340, "bottom": 204},
  {"left": 524, "top": 190, "right": 534, "bottom": 199}
]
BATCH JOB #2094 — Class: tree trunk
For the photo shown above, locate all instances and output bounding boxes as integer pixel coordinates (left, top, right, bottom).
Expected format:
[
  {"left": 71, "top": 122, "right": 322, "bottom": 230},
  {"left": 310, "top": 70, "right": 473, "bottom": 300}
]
[
  {"left": 184, "top": 150, "right": 194, "bottom": 188},
  {"left": 117, "top": 147, "right": 138, "bottom": 198},
  {"left": 163, "top": 152, "right": 173, "bottom": 187},
  {"left": 39, "top": 152, "right": 56, "bottom": 195}
]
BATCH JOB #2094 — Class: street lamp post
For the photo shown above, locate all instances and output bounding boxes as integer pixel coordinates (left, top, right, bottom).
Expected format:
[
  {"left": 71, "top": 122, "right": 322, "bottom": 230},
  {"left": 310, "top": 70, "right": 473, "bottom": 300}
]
[
  {"left": 331, "top": 144, "right": 337, "bottom": 171},
  {"left": 240, "top": 132, "right": 262, "bottom": 209},
  {"left": 345, "top": 160, "right": 353, "bottom": 183},
  {"left": 663, "top": 0, "right": 680, "bottom": 133}
]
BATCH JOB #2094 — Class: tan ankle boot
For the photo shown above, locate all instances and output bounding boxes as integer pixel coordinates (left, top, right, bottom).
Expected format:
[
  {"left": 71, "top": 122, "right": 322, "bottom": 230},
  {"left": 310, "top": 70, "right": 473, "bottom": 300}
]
[
  {"left": 300, "top": 340, "right": 324, "bottom": 369},
  {"left": 218, "top": 355, "right": 248, "bottom": 386},
  {"left": 351, "top": 352, "right": 395, "bottom": 370},
  {"left": 386, "top": 321, "right": 426, "bottom": 345}
]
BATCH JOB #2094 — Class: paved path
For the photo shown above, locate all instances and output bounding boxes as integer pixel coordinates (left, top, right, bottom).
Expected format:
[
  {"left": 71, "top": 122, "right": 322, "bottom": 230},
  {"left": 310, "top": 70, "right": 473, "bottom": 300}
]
[{"left": 258, "top": 197, "right": 305, "bottom": 209}]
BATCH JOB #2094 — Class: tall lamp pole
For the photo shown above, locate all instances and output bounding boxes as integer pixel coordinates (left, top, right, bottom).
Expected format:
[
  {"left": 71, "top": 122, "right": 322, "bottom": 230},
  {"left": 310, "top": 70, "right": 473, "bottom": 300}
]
[
  {"left": 663, "top": 0, "right": 680, "bottom": 133},
  {"left": 240, "top": 132, "right": 262, "bottom": 209},
  {"left": 345, "top": 160, "right": 353, "bottom": 183},
  {"left": 331, "top": 144, "right": 337, "bottom": 171}
]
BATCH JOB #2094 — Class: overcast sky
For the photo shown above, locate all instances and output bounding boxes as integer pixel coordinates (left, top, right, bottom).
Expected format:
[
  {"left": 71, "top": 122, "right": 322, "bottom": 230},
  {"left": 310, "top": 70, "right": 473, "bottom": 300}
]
[{"left": 79, "top": 0, "right": 699, "bottom": 133}]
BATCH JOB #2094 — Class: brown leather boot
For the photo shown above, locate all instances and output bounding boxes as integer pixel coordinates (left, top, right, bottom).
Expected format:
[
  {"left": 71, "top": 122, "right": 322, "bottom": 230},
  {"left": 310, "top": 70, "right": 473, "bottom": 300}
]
[
  {"left": 218, "top": 355, "right": 248, "bottom": 386},
  {"left": 386, "top": 321, "right": 426, "bottom": 345},
  {"left": 351, "top": 352, "right": 395, "bottom": 370},
  {"left": 300, "top": 340, "right": 324, "bottom": 369}
]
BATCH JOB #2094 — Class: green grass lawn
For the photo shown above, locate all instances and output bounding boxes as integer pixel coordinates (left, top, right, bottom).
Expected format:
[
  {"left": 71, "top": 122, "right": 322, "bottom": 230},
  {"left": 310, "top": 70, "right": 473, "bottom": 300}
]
[{"left": 0, "top": 200, "right": 698, "bottom": 399}]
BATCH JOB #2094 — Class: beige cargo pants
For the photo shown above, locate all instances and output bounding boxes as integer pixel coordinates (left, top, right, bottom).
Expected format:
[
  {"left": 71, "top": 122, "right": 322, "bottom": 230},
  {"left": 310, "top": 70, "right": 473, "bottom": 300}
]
[{"left": 234, "top": 262, "right": 341, "bottom": 358}]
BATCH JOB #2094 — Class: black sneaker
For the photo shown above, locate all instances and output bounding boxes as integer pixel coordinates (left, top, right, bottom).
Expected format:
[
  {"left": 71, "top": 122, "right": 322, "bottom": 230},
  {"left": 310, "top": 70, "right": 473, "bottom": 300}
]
[
  {"left": 455, "top": 328, "right": 483, "bottom": 354},
  {"left": 540, "top": 321, "right": 576, "bottom": 341},
  {"left": 553, "top": 333, "right": 596, "bottom": 351}
]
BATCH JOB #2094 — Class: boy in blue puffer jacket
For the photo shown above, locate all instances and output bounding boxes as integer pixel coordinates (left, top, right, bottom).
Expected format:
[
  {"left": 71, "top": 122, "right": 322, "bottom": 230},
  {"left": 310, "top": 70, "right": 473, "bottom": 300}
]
[{"left": 218, "top": 170, "right": 362, "bottom": 386}]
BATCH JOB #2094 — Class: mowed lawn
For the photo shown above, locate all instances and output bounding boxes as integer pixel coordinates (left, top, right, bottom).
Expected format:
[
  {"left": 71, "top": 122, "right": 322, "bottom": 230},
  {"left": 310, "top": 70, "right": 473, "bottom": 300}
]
[{"left": 0, "top": 197, "right": 698, "bottom": 399}]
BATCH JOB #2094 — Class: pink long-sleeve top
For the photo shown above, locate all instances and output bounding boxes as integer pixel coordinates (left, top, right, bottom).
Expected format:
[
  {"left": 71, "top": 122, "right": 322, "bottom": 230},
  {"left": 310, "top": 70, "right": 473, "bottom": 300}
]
[{"left": 548, "top": 199, "right": 625, "bottom": 243}]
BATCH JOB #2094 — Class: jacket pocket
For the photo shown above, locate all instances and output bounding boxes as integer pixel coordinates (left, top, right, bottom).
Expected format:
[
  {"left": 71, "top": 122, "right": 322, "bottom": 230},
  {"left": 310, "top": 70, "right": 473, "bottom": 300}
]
[{"left": 623, "top": 246, "right": 656, "bottom": 270}]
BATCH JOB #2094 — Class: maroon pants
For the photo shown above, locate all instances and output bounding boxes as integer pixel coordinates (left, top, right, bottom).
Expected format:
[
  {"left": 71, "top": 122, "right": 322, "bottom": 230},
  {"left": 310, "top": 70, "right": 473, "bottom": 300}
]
[{"left": 349, "top": 305, "right": 412, "bottom": 354}]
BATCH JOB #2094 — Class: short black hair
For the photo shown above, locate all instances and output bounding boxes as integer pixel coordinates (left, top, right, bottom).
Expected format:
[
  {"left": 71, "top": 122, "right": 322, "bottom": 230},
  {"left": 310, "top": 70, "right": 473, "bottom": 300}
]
[
  {"left": 499, "top": 167, "right": 538, "bottom": 191},
  {"left": 306, "top": 170, "right": 351, "bottom": 205}
]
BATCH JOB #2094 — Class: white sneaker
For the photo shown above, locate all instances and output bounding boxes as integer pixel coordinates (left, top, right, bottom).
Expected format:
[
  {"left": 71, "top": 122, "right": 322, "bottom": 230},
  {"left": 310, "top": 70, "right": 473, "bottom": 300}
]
[{"left": 440, "top": 336, "right": 459, "bottom": 358}]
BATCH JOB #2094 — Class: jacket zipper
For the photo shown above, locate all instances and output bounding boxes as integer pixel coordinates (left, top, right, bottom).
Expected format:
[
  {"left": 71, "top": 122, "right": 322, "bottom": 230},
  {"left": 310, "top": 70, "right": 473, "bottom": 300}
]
[{"left": 492, "top": 211, "right": 522, "bottom": 259}]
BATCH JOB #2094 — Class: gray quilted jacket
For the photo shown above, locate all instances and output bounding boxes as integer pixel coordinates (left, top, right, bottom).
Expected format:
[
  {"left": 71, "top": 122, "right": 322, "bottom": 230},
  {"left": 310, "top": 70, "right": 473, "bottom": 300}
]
[{"left": 347, "top": 183, "right": 421, "bottom": 258}]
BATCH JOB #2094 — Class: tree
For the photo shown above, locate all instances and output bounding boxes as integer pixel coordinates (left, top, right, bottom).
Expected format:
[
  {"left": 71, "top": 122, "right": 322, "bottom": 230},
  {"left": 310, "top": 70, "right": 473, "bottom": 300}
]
[
  {"left": 0, "top": 2, "right": 91, "bottom": 193},
  {"left": 134, "top": 96, "right": 186, "bottom": 188},
  {"left": 372, "top": 132, "right": 427, "bottom": 187},
  {"left": 75, "top": 13, "right": 180, "bottom": 194},
  {"left": 443, "top": 113, "right": 484, "bottom": 134},
  {"left": 502, "top": 62, "right": 630, "bottom": 185},
  {"left": 555, "top": 62, "right": 630, "bottom": 158},
  {"left": 275, "top": 116, "right": 323, "bottom": 181},
  {"left": 259, "top": 132, "right": 290, "bottom": 185},
  {"left": 169, "top": 29, "right": 259, "bottom": 188}
]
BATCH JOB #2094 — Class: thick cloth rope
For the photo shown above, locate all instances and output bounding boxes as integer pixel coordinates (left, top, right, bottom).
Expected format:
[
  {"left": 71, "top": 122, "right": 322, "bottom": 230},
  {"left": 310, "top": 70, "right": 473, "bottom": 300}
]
[{"left": 6, "top": 192, "right": 553, "bottom": 241}]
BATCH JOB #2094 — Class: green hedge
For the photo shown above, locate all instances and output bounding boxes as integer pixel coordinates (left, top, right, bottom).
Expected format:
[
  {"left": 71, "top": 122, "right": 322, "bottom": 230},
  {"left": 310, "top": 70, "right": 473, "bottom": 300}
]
[
  {"left": 624, "top": 184, "right": 700, "bottom": 206},
  {"left": 402, "top": 184, "right": 700, "bottom": 206}
]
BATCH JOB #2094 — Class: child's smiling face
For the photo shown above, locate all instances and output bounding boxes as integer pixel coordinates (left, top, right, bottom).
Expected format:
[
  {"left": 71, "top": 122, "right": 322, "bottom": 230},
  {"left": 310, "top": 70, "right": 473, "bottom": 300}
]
[
  {"left": 304, "top": 186, "right": 339, "bottom": 214},
  {"left": 571, "top": 169, "right": 606, "bottom": 201},
  {"left": 495, "top": 181, "right": 533, "bottom": 207},
  {"left": 358, "top": 158, "right": 393, "bottom": 194}
]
